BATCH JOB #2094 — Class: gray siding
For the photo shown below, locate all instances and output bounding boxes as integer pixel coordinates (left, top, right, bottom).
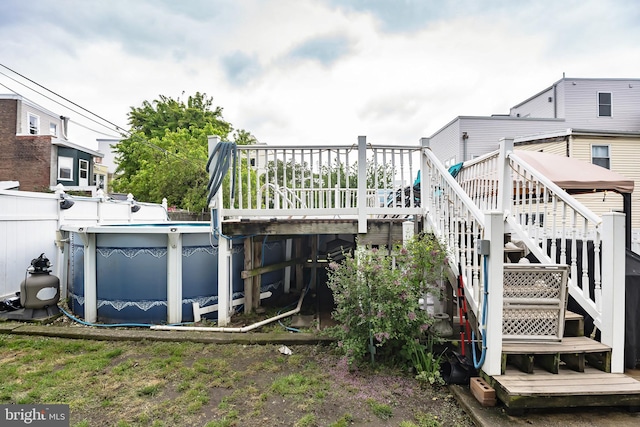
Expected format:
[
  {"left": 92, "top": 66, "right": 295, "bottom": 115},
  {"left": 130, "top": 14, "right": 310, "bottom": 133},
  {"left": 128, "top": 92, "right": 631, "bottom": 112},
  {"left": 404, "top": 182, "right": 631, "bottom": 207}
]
[
  {"left": 429, "top": 118, "right": 460, "bottom": 163},
  {"left": 562, "top": 78, "right": 640, "bottom": 131},
  {"left": 429, "top": 78, "right": 640, "bottom": 164},
  {"left": 431, "top": 116, "right": 566, "bottom": 162},
  {"left": 510, "top": 87, "right": 556, "bottom": 118}
]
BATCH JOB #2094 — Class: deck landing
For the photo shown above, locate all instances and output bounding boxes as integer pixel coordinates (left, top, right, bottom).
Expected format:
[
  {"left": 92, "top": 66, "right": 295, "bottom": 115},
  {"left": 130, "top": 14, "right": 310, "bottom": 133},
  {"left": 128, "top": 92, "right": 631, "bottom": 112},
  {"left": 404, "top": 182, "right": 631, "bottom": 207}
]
[{"left": 488, "top": 366, "right": 640, "bottom": 413}]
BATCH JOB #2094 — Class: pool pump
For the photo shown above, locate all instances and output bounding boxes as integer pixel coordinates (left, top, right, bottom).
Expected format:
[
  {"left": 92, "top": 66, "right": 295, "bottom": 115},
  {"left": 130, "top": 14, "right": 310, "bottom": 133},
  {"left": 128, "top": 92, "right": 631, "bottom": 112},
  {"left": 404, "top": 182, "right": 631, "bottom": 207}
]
[{"left": 0, "top": 254, "right": 61, "bottom": 321}]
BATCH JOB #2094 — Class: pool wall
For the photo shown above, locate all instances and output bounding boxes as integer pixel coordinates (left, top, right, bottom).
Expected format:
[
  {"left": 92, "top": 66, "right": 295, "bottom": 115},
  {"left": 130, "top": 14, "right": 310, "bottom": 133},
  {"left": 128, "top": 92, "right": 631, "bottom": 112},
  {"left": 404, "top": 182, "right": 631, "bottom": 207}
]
[{"left": 63, "top": 223, "right": 284, "bottom": 324}]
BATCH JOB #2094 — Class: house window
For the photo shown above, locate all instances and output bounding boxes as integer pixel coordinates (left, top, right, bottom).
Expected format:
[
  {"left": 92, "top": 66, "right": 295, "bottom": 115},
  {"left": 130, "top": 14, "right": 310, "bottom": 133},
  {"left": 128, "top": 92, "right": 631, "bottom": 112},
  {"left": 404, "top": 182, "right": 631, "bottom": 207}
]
[
  {"left": 50, "top": 122, "right": 58, "bottom": 136},
  {"left": 58, "top": 156, "right": 74, "bottom": 180},
  {"left": 94, "top": 174, "right": 105, "bottom": 189},
  {"left": 79, "top": 159, "right": 89, "bottom": 179},
  {"left": 28, "top": 113, "right": 40, "bottom": 134},
  {"left": 592, "top": 145, "right": 610, "bottom": 169},
  {"left": 444, "top": 157, "right": 456, "bottom": 168},
  {"left": 598, "top": 92, "right": 612, "bottom": 117}
]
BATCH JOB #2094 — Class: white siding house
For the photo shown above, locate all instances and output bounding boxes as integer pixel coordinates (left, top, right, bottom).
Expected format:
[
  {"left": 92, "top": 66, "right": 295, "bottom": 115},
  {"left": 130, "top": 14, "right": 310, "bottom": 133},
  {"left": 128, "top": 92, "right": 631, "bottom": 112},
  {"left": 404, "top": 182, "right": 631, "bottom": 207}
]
[{"left": 429, "top": 77, "right": 640, "bottom": 163}]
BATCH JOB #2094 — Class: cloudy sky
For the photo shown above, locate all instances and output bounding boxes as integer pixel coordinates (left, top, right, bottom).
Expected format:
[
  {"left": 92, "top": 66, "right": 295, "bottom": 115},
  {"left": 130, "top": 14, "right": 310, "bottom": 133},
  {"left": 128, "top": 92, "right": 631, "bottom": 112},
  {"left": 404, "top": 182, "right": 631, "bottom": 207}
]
[{"left": 1, "top": 0, "right": 639, "bottom": 149}]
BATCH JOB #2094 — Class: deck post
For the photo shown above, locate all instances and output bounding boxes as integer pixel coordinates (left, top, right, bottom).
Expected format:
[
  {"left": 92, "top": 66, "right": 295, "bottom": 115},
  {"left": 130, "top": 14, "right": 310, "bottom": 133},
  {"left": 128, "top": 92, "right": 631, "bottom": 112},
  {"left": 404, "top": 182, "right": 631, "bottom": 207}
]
[
  {"left": 420, "top": 138, "right": 430, "bottom": 234},
  {"left": 243, "top": 237, "right": 253, "bottom": 313},
  {"left": 600, "top": 212, "right": 626, "bottom": 373},
  {"left": 208, "top": 135, "right": 231, "bottom": 326},
  {"left": 295, "top": 238, "right": 304, "bottom": 291},
  {"left": 357, "top": 136, "right": 367, "bottom": 234},
  {"left": 284, "top": 239, "right": 293, "bottom": 294},
  {"left": 252, "top": 236, "right": 262, "bottom": 309},
  {"left": 483, "top": 211, "right": 504, "bottom": 376},
  {"left": 82, "top": 232, "right": 97, "bottom": 323},
  {"left": 498, "top": 138, "right": 513, "bottom": 212},
  {"left": 166, "top": 230, "right": 183, "bottom": 324}
]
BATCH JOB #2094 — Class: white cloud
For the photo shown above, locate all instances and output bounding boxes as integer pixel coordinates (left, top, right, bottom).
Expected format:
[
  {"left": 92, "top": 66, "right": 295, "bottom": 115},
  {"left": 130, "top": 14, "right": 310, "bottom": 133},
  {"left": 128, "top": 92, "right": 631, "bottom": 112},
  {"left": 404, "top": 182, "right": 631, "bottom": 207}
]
[{"left": 1, "top": 0, "right": 639, "bottom": 149}]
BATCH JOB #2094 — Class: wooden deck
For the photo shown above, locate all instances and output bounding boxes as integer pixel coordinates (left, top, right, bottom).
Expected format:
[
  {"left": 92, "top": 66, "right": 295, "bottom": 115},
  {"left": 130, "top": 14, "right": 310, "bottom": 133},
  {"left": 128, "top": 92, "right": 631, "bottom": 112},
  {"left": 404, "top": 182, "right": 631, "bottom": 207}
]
[
  {"left": 489, "top": 367, "right": 640, "bottom": 413},
  {"left": 501, "top": 333, "right": 612, "bottom": 375},
  {"left": 481, "top": 328, "right": 640, "bottom": 413}
]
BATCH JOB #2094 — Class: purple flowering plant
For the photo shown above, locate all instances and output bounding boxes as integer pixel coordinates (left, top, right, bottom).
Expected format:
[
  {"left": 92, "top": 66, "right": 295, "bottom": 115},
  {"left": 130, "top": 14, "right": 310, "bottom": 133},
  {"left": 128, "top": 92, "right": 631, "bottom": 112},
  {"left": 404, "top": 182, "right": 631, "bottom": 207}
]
[{"left": 326, "top": 233, "right": 448, "bottom": 372}]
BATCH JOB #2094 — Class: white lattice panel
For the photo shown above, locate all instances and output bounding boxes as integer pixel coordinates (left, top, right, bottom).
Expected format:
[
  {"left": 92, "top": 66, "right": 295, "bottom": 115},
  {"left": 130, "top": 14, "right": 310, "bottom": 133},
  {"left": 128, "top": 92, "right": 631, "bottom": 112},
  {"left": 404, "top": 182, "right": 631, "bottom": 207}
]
[{"left": 502, "top": 264, "right": 569, "bottom": 342}]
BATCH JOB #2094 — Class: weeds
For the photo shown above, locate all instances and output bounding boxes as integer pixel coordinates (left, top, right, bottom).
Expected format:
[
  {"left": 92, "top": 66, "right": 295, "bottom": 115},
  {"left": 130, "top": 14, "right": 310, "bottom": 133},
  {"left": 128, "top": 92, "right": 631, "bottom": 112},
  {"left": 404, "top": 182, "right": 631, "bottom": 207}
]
[{"left": 367, "top": 398, "right": 394, "bottom": 420}]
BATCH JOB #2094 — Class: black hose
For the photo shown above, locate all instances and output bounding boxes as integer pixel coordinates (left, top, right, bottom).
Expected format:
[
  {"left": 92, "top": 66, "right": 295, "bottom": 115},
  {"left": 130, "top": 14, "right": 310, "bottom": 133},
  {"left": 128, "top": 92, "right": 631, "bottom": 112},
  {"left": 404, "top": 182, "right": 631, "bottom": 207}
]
[{"left": 206, "top": 141, "right": 237, "bottom": 206}]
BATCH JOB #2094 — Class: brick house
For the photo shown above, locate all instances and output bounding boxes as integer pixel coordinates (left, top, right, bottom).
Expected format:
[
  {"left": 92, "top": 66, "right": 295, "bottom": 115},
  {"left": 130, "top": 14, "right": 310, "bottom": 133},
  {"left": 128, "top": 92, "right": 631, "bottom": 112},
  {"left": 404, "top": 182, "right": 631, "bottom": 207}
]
[{"left": 0, "top": 94, "right": 103, "bottom": 192}]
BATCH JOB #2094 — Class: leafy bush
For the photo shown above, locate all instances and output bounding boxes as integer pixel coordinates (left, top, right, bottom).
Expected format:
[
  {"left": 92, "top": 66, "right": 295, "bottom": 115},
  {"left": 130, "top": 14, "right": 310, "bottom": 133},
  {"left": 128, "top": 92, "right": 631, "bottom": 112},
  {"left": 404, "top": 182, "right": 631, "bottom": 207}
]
[{"left": 327, "top": 233, "right": 448, "bottom": 372}]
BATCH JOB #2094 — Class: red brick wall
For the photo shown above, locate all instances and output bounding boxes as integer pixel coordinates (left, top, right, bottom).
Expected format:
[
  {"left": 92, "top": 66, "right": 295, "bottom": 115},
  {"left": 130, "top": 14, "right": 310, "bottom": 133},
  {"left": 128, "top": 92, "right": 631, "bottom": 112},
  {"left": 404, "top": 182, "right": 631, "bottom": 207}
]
[{"left": 0, "top": 99, "right": 53, "bottom": 191}]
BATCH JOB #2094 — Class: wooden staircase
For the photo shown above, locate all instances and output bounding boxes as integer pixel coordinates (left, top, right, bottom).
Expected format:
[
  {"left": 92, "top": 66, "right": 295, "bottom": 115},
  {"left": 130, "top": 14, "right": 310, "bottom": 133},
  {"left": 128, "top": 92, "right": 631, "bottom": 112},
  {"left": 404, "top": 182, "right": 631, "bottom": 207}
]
[{"left": 482, "top": 310, "right": 640, "bottom": 414}]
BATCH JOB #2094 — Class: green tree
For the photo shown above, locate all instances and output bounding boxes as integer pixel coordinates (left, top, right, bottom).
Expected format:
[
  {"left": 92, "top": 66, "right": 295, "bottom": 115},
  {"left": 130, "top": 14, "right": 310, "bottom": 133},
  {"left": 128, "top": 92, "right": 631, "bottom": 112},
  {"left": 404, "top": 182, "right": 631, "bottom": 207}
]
[{"left": 112, "top": 92, "right": 255, "bottom": 212}]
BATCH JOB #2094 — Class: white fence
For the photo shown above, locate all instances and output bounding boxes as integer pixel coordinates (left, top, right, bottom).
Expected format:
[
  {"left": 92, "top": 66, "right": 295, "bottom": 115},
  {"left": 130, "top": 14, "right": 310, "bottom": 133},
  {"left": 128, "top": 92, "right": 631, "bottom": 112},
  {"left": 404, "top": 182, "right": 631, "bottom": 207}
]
[{"left": 0, "top": 187, "right": 169, "bottom": 299}]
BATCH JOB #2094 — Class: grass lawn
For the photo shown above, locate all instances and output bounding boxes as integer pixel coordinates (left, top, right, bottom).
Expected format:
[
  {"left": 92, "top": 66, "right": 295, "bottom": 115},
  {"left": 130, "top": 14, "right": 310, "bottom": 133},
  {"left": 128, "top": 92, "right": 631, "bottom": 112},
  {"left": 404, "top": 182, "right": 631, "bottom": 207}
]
[{"left": 0, "top": 334, "right": 472, "bottom": 426}]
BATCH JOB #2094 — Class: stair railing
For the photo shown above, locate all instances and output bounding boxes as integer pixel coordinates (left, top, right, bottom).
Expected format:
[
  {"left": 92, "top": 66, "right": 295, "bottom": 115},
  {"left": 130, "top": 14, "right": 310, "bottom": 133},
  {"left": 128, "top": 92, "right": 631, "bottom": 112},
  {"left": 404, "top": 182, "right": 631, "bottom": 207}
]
[
  {"left": 420, "top": 139, "right": 486, "bottom": 316},
  {"left": 446, "top": 138, "right": 625, "bottom": 373}
]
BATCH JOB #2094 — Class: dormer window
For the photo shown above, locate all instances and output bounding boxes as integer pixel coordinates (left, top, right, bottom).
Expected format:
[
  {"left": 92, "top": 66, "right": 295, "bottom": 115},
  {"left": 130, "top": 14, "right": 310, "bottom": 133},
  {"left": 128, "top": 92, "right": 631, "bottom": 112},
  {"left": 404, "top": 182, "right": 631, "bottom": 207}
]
[
  {"left": 598, "top": 92, "right": 612, "bottom": 117},
  {"left": 28, "top": 113, "right": 40, "bottom": 134}
]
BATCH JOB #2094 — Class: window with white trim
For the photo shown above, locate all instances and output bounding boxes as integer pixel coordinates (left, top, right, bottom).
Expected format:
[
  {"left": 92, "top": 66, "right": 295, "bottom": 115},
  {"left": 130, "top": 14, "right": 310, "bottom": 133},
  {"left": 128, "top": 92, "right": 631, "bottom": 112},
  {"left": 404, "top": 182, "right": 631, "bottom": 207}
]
[
  {"left": 591, "top": 145, "right": 610, "bottom": 169},
  {"left": 598, "top": 92, "right": 612, "bottom": 117},
  {"left": 50, "top": 122, "right": 58, "bottom": 136},
  {"left": 443, "top": 156, "right": 456, "bottom": 168},
  {"left": 79, "top": 159, "right": 89, "bottom": 180},
  {"left": 28, "top": 113, "right": 40, "bottom": 134},
  {"left": 58, "top": 156, "right": 73, "bottom": 180}
]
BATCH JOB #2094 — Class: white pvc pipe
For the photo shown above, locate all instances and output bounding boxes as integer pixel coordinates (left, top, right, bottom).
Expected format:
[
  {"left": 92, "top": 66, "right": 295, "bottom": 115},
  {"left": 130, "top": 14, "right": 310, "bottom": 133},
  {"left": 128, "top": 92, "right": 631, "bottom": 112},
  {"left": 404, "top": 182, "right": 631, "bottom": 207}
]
[{"left": 151, "top": 287, "right": 307, "bottom": 333}]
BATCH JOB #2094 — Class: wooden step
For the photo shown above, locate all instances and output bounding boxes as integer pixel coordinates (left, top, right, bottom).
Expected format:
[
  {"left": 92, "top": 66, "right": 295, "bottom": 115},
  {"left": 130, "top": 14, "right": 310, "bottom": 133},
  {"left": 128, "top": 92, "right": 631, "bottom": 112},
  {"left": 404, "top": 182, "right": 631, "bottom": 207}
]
[
  {"left": 485, "top": 366, "right": 640, "bottom": 414},
  {"left": 563, "top": 310, "right": 584, "bottom": 337},
  {"left": 501, "top": 336, "right": 611, "bottom": 374}
]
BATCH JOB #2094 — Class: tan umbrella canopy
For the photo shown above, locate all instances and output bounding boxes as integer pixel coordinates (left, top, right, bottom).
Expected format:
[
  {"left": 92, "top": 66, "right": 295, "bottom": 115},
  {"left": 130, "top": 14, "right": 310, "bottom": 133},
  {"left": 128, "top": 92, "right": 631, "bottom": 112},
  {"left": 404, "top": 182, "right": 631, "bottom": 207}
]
[{"left": 514, "top": 150, "right": 634, "bottom": 194}]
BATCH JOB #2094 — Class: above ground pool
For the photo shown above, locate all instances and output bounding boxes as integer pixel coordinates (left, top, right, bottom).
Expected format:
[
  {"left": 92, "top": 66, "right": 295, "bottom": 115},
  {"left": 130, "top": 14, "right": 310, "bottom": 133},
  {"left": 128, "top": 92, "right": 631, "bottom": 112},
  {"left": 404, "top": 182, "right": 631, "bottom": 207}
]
[{"left": 61, "top": 223, "right": 284, "bottom": 324}]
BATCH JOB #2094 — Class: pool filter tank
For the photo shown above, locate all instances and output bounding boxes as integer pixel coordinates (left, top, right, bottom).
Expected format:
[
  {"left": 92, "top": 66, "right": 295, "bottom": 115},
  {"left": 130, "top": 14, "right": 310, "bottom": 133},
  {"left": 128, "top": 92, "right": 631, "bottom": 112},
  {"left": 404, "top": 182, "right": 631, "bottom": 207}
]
[{"left": 20, "top": 253, "right": 60, "bottom": 309}]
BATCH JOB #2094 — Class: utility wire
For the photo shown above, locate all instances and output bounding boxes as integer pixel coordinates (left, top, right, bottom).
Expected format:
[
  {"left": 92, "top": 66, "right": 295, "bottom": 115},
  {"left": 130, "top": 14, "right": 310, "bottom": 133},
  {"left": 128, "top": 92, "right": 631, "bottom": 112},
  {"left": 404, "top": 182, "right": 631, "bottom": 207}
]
[
  {"left": 0, "top": 63, "right": 128, "bottom": 135},
  {"left": 0, "top": 68, "right": 198, "bottom": 165},
  {"left": 0, "top": 74, "right": 122, "bottom": 138},
  {"left": 69, "top": 118, "right": 125, "bottom": 138}
]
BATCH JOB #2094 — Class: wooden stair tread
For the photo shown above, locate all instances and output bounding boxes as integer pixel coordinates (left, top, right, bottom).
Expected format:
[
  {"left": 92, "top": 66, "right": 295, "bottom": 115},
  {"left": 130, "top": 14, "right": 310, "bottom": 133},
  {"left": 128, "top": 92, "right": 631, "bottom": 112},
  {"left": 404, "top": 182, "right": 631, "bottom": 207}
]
[
  {"left": 487, "top": 367, "right": 640, "bottom": 411},
  {"left": 493, "top": 367, "right": 640, "bottom": 396},
  {"left": 564, "top": 311, "right": 583, "bottom": 321},
  {"left": 502, "top": 336, "right": 609, "bottom": 354}
]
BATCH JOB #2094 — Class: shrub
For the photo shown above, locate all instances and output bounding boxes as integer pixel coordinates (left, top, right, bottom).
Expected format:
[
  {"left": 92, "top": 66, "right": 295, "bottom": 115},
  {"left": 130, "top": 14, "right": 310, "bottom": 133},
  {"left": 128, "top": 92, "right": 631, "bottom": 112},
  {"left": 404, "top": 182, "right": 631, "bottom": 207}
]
[{"left": 327, "top": 233, "right": 447, "bottom": 371}]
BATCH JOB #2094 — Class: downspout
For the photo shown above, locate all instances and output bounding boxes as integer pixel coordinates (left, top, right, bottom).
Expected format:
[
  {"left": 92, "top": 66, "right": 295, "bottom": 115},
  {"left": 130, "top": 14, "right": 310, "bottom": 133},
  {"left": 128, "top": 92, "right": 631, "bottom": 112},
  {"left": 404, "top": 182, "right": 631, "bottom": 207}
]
[
  {"left": 623, "top": 192, "right": 632, "bottom": 250},
  {"left": 462, "top": 132, "right": 469, "bottom": 162},
  {"left": 553, "top": 84, "right": 557, "bottom": 118}
]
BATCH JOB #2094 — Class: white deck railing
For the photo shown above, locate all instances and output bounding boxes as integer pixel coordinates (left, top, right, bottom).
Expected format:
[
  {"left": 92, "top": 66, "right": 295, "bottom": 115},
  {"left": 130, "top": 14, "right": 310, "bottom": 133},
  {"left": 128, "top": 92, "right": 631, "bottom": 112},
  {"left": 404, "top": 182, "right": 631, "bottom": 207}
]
[
  {"left": 211, "top": 136, "right": 424, "bottom": 232},
  {"left": 421, "top": 141, "right": 486, "bottom": 315},
  {"left": 449, "top": 139, "right": 626, "bottom": 373},
  {"left": 207, "top": 136, "right": 626, "bottom": 374}
]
